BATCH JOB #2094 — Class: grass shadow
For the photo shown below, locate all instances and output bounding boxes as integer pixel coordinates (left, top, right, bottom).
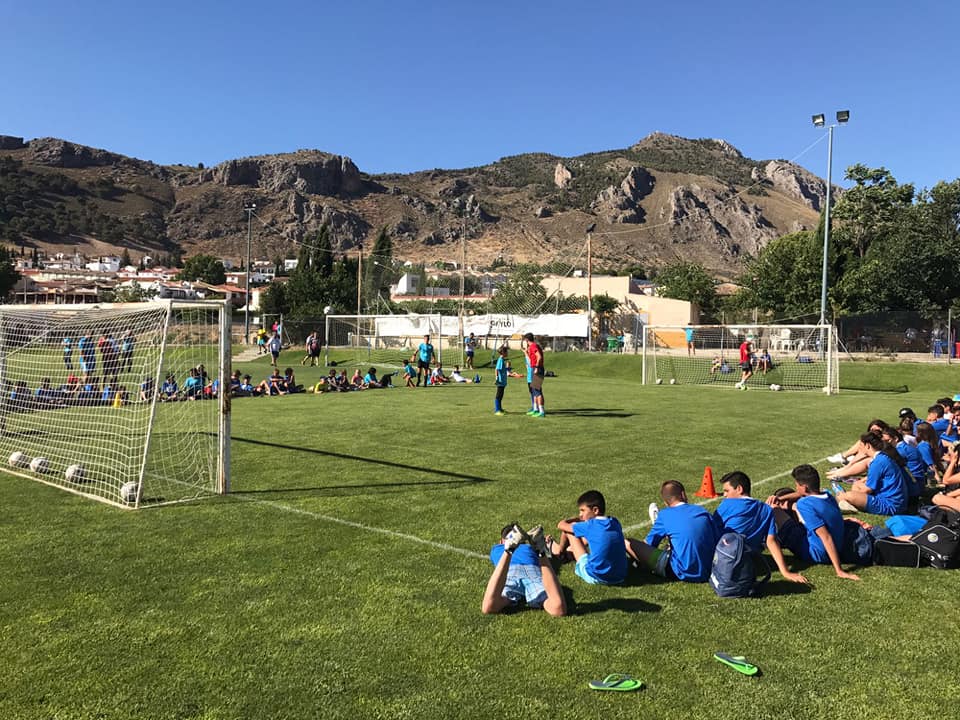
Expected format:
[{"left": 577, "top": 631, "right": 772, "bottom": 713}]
[
  {"left": 841, "top": 384, "right": 909, "bottom": 393},
  {"left": 230, "top": 435, "right": 495, "bottom": 489},
  {"left": 570, "top": 596, "right": 663, "bottom": 615},
  {"left": 546, "top": 408, "right": 635, "bottom": 418},
  {"left": 761, "top": 580, "right": 815, "bottom": 597}
]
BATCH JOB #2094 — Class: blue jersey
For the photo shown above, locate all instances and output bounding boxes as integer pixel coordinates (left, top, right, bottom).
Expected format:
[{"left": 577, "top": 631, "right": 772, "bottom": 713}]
[
  {"left": 685, "top": 327, "right": 694, "bottom": 342},
  {"left": 489, "top": 543, "right": 539, "bottom": 567},
  {"left": 573, "top": 516, "right": 627, "bottom": 584},
  {"left": 917, "top": 440, "right": 937, "bottom": 468},
  {"left": 865, "top": 452, "right": 909, "bottom": 514},
  {"left": 714, "top": 497, "right": 775, "bottom": 553},
  {"left": 645, "top": 503, "right": 718, "bottom": 582},
  {"left": 896, "top": 441, "right": 927, "bottom": 496},
  {"left": 63, "top": 338, "right": 72, "bottom": 355},
  {"left": 495, "top": 356, "right": 508, "bottom": 386},
  {"left": 417, "top": 342, "right": 434, "bottom": 363},
  {"left": 795, "top": 493, "right": 844, "bottom": 564}
]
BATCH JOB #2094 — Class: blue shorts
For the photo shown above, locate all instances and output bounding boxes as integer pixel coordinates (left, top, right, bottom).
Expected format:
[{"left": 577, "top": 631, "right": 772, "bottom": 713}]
[
  {"left": 501, "top": 564, "right": 546, "bottom": 607},
  {"left": 574, "top": 553, "right": 623, "bottom": 585},
  {"left": 866, "top": 495, "right": 904, "bottom": 516}
]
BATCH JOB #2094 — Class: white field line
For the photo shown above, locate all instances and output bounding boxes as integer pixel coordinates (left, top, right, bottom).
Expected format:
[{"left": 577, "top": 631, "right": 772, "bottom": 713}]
[
  {"left": 238, "top": 496, "right": 487, "bottom": 560},
  {"left": 621, "top": 456, "right": 831, "bottom": 533}
]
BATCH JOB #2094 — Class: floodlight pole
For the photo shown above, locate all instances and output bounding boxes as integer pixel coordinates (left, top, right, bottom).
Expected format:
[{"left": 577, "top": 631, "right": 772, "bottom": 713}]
[
  {"left": 356, "top": 241, "right": 363, "bottom": 346},
  {"left": 586, "top": 224, "right": 595, "bottom": 352},
  {"left": 819, "top": 125, "right": 834, "bottom": 327},
  {"left": 243, "top": 202, "right": 256, "bottom": 344}
]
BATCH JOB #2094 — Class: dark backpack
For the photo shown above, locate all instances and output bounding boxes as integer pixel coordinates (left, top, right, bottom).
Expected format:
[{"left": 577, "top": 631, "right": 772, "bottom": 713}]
[
  {"left": 910, "top": 513, "right": 960, "bottom": 569},
  {"left": 840, "top": 520, "right": 875, "bottom": 566},
  {"left": 709, "top": 532, "right": 770, "bottom": 598}
]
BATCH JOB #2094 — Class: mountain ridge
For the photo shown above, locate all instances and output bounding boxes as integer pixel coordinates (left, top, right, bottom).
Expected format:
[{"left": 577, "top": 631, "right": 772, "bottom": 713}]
[{"left": 0, "top": 133, "right": 824, "bottom": 278}]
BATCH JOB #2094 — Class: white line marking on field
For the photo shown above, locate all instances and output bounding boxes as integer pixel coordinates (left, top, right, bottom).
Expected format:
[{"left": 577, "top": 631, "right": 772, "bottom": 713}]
[
  {"left": 621, "top": 457, "right": 831, "bottom": 533},
  {"left": 240, "top": 496, "right": 487, "bottom": 560}
]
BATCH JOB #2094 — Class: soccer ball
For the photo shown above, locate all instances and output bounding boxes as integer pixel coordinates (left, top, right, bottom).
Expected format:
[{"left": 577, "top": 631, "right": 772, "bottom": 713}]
[
  {"left": 669, "top": 378, "right": 677, "bottom": 385},
  {"left": 65, "top": 464, "right": 86, "bottom": 483},
  {"left": 769, "top": 384, "right": 782, "bottom": 391},
  {"left": 120, "top": 481, "right": 139, "bottom": 503},
  {"left": 29, "top": 457, "right": 50, "bottom": 474},
  {"left": 8, "top": 451, "right": 29, "bottom": 468},
  {"left": 822, "top": 386, "right": 830, "bottom": 394},
  {"left": 655, "top": 378, "right": 663, "bottom": 385}
]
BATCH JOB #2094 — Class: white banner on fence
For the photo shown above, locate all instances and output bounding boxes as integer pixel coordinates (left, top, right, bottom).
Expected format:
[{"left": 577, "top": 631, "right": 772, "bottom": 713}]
[{"left": 374, "top": 314, "right": 588, "bottom": 338}]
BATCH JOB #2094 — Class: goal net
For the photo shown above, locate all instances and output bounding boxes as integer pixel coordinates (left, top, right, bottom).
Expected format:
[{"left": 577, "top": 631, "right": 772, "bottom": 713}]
[
  {"left": 324, "top": 314, "right": 451, "bottom": 370},
  {"left": 0, "top": 301, "right": 230, "bottom": 508},
  {"left": 642, "top": 324, "right": 839, "bottom": 394}
]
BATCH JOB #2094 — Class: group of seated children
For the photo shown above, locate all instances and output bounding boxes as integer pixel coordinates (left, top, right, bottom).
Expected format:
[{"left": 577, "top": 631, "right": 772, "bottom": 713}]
[
  {"left": 6, "top": 375, "right": 133, "bottom": 410},
  {"left": 156, "top": 365, "right": 219, "bottom": 401},
  {"left": 482, "top": 470, "right": 865, "bottom": 616},
  {"left": 309, "top": 367, "right": 394, "bottom": 392},
  {"left": 398, "top": 359, "right": 479, "bottom": 388},
  {"left": 230, "top": 368, "right": 303, "bottom": 397},
  {"left": 826, "top": 400, "right": 960, "bottom": 514}
]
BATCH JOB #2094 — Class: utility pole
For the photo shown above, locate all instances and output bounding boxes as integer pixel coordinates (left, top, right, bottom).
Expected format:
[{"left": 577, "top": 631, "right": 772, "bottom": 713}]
[
  {"left": 586, "top": 223, "right": 596, "bottom": 352},
  {"left": 356, "top": 242, "right": 363, "bottom": 347},
  {"left": 243, "top": 202, "right": 256, "bottom": 344}
]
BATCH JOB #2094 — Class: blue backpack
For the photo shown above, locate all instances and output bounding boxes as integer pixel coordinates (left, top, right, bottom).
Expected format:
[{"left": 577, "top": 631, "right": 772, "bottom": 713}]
[
  {"left": 840, "top": 519, "right": 874, "bottom": 566},
  {"left": 709, "top": 532, "right": 771, "bottom": 598}
]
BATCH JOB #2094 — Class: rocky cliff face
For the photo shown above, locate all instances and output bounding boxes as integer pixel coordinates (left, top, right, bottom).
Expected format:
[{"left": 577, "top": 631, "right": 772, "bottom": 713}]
[{"left": 0, "top": 132, "right": 827, "bottom": 276}]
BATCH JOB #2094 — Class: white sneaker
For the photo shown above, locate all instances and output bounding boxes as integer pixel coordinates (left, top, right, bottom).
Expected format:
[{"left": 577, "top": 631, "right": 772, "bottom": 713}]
[
  {"left": 837, "top": 499, "right": 859, "bottom": 514},
  {"left": 648, "top": 502, "right": 660, "bottom": 525},
  {"left": 827, "top": 453, "right": 846, "bottom": 465},
  {"left": 734, "top": 382, "right": 742, "bottom": 389},
  {"left": 503, "top": 524, "right": 526, "bottom": 552}
]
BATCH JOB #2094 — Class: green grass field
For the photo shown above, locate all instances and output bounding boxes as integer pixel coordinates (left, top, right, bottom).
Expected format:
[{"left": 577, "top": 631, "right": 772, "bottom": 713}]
[{"left": 3, "top": 354, "right": 960, "bottom": 719}]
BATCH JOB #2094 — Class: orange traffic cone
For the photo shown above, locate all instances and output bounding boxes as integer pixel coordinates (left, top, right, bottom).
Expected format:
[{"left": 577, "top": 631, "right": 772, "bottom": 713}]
[{"left": 694, "top": 466, "right": 717, "bottom": 498}]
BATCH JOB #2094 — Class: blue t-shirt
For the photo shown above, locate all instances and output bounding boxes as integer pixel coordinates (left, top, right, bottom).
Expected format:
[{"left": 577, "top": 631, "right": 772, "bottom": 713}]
[
  {"left": 162, "top": 381, "right": 178, "bottom": 395},
  {"left": 417, "top": 342, "right": 434, "bottom": 363},
  {"left": 865, "top": 452, "right": 909, "bottom": 514},
  {"left": 928, "top": 418, "right": 950, "bottom": 434},
  {"left": 896, "top": 441, "right": 927, "bottom": 496},
  {"left": 645, "top": 503, "right": 718, "bottom": 582},
  {"left": 489, "top": 543, "right": 539, "bottom": 567},
  {"left": 573, "top": 516, "right": 627, "bottom": 584},
  {"left": 63, "top": 338, "right": 72, "bottom": 355},
  {"left": 363, "top": 373, "right": 377, "bottom": 385},
  {"left": 495, "top": 356, "right": 508, "bottom": 386},
  {"left": 685, "top": 327, "right": 694, "bottom": 342},
  {"left": 917, "top": 440, "right": 937, "bottom": 468},
  {"left": 795, "top": 492, "right": 844, "bottom": 564},
  {"left": 403, "top": 363, "right": 415, "bottom": 377},
  {"left": 714, "top": 497, "right": 775, "bottom": 553},
  {"left": 184, "top": 376, "right": 203, "bottom": 390}
]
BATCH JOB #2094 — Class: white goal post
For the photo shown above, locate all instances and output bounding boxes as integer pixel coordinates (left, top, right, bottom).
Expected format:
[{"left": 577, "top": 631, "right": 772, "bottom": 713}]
[
  {"left": 0, "top": 301, "right": 230, "bottom": 508},
  {"left": 641, "top": 324, "right": 839, "bottom": 394}
]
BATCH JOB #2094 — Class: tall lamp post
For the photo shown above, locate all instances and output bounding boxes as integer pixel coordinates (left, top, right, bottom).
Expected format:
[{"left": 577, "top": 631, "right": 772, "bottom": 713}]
[
  {"left": 243, "top": 202, "right": 256, "bottom": 344},
  {"left": 811, "top": 110, "right": 849, "bottom": 327},
  {"left": 585, "top": 223, "right": 596, "bottom": 352}
]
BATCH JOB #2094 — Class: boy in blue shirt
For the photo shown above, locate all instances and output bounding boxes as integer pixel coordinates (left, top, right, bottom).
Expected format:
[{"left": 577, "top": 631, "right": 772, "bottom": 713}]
[
  {"left": 413, "top": 334, "right": 435, "bottom": 387},
  {"left": 768, "top": 465, "right": 860, "bottom": 581},
  {"left": 551, "top": 490, "right": 627, "bottom": 586},
  {"left": 482, "top": 523, "right": 566, "bottom": 617},
  {"left": 714, "top": 471, "right": 807, "bottom": 584},
  {"left": 493, "top": 346, "right": 519, "bottom": 415},
  {"left": 626, "top": 481, "right": 718, "bottom": 582}
]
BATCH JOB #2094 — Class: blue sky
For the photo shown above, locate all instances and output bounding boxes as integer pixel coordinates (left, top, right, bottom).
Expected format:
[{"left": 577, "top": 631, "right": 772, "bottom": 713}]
[{"left": 2, "top": 0, "right": 956, "bottom": 190}]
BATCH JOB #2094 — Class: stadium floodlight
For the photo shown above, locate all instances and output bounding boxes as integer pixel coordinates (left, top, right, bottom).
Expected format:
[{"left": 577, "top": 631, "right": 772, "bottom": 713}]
[
  {"left": 243, "top": 202, "right": 257, "bottom": 344},
  {"left": 811, "top": 110, "right": 849, "bottom": 330},
  {"left": 0, "top": 301, "right": 231, "bottom": 507}
]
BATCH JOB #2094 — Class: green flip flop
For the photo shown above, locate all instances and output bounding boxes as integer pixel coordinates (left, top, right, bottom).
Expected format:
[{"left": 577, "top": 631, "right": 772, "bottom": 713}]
[
  {"left": 714, "top": 652, "right": 759, "bottom": 676},
  {"left": 588, "top": 673, "right": 643, "bottom": 692}
]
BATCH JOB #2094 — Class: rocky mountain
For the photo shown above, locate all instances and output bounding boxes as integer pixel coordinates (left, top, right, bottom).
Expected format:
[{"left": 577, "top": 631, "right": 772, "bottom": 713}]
[{"left": 0, "top": 132, "right": 827, "bottom": 278}]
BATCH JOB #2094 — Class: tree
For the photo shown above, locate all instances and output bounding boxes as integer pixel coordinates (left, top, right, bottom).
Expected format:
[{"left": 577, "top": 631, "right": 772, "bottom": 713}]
[
  {"left": 0, "top": 246, "right": 20, "bottom": 300},
  {"left": 489, "top": 264, "right": 547, "bottom": 314},
  {"left": 178, "top": 254, "right": 226, "bottom": 285},
  {"left": 734, "top": 231, "right": 823, "bottom": 318},
  {"left": 120, "top": 248, "right": 132, "bottom": 268},
  {"left": 363, "top": 227, "right": 394, "bottom": 310},
  {"left": 832, "top": 165, "right": 915, "bottom": 261},
  {"left": 655, "top": 261, "right": 717, "bottom": 315}
]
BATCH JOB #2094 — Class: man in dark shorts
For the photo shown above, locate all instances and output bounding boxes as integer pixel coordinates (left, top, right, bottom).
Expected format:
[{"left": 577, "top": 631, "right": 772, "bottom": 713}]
[
  {"left": 414, "top": 334, "right": 435, "bottom": 386},
  {"left": 735, "top": 336, "right": 753, "bottom": 390},
  {"left": 523, "top": 332, "right": 545, "bottom": 417}
]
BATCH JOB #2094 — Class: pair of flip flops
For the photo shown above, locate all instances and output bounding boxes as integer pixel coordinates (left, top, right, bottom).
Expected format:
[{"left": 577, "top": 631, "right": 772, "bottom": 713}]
[
  {"left": 589, "top": 653, "right": 758, "bottom": 693},
  {"left": 588, "top": 673, "right": 643, "bottom": 692}
]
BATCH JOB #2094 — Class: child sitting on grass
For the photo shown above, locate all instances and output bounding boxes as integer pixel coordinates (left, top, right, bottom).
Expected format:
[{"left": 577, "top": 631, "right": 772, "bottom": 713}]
[{"left": 551, "top": 490, "right": 627, "bottom": 586}]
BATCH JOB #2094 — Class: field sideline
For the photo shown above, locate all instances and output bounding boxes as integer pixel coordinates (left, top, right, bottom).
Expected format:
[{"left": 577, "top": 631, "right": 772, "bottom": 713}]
[{"left": 3, "top": 355, "right": 960, "bottom": 719}]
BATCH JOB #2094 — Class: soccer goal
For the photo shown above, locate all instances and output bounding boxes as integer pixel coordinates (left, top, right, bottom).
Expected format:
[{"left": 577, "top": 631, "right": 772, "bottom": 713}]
[
  {"left": 0, "top": 301, "right": 230, "bottom": 508},
  {"left": 641, "top": 324, "right": 839, "bottom": 394},
  {"left": 324, "top": 313, "right": 450, "bottom": 370}
]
